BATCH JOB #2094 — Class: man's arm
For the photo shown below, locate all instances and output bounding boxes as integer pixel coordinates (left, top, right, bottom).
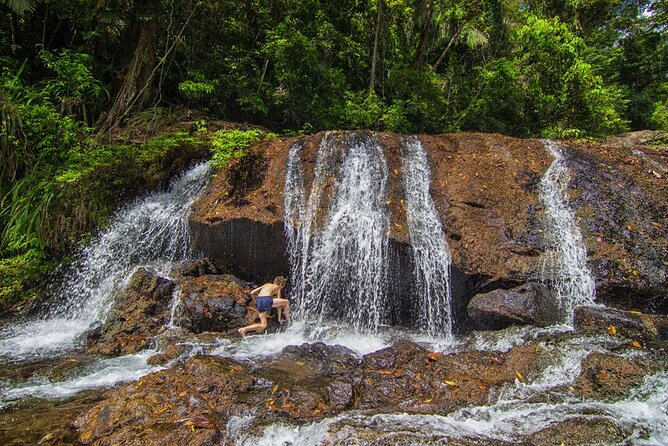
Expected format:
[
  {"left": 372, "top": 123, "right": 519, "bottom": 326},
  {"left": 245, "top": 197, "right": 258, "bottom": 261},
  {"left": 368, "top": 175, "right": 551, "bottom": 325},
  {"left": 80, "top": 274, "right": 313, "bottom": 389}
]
[{"left": 249, "top": 286, "right": 263, "bottom": 296}]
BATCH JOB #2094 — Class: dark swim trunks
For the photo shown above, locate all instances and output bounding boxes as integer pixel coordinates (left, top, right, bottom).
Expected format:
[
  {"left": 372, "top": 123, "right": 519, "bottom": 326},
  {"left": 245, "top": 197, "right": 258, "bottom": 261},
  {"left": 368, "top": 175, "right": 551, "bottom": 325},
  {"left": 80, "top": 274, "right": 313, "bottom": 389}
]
[{"left": 256, "top": 296, "right": 273, "bottom": 313}]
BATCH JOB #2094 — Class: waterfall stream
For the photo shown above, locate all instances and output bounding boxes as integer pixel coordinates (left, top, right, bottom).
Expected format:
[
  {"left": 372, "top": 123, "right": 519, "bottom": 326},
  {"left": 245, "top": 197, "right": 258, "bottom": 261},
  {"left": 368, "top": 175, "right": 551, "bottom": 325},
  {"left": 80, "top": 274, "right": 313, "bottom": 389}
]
[
  {"left": 0, "top": 162, "right": 212, "bottom": 362},
  {"left": 401, "top": 136, "right": 454, "bottom": 338},
  {"left": 539, "top": 140, "right": 596, "bottom": 323},
  {"left": 284, "top": 132, "right": 390, "bottom": 331}
]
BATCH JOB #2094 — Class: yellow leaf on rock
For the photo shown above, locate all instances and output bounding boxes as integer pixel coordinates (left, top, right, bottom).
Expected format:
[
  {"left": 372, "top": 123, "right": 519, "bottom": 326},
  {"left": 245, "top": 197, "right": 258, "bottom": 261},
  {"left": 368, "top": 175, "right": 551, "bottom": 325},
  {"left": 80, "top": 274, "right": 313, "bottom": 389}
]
[
  {"left": 272, "top": 384, "right": 279, "bottom": 394},
  {"left": 81, "top": 432, "right": 93, "bottom": 442},
  {"left": 296, "top": 361, "right": 305, "bottom": 366},
  {"left": 427, "top": 352, "right": 443, "bottom": 361},
  {"left": 627, "top": 310, "right": 643, "bottom": 315},
  {"left": 630, "top": 341, "right": 642, "bottom": 348},
  {"left": 444, "top": 380, "right": 458, "bottom": 386},
  {"left": 608, "top": 325, "right": 617, "bottom": 336},
  {"left": 423, "top": 398, "right": 433, "bottom": 403},
  {"left": 515, "top": 370, "right": 525, "bottom": 383}
]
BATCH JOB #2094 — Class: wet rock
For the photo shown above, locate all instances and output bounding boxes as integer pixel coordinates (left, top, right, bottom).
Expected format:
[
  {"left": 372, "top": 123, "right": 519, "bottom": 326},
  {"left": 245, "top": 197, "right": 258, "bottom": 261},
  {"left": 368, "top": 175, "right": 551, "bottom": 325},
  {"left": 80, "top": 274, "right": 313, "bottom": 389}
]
[
  {"left": 356, "top": 340, "right": 542, "bottom": 414},
  {"left": 171, "top": 257, "right": 224, "bottom": 278},
  {"left": 86, "top": 268, "right": 175, "bottom": 356},
  {"left": 279, "top": 342, "right": 360, "bottom": 376},
  {"left": 467, "top": 282, "right": 559, "bottom": 329},
  {"left": 146, "top": 343, "right": 188, "bottom": 366},
  {"left": 176, "top": 274, "right": 250, "bottom": 333},
  {"left": 527, "top": 417, "right": 631, "bottom": 446},
  {"left": 73, "top": 356, "right": 254, "bottom": 446},
  {"left": 574, "top": 352, "right": 659, "bottom": 400},
  {"left": 574, "top": 305, "right": 666, "bottom": 342}
]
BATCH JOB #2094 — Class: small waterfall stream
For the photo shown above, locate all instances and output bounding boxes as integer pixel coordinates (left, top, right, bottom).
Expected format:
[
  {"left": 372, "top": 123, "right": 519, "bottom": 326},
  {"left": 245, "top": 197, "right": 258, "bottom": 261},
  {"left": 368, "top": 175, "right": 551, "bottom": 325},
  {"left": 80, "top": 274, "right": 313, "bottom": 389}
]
[
  {"left": 539, "top": 140, "right": 596, "bottom": 322},
  {"left": 0, "top": 162, "right": 212, "bottom": 362},
  {"left": 284, "top": 132, "right": 390, "bottom": 331},
  {"left": 401, "top": 137, "right": 454, "bottom": 338}
]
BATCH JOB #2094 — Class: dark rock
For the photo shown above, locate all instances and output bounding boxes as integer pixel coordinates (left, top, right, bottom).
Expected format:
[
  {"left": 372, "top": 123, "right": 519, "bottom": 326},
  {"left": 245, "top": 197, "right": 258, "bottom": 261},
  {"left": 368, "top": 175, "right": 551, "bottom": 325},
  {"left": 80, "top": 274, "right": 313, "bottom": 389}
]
[
  {"left": 176, "top": 274, "right": 251, "bottom": 333},
  {"left": 280, "top": 342, "right": 360, "bottom": 376},
  {"left": 574, "top": 305, "right": 666, "bottom": 342},
  {"left": 171, "top": 257, "right": 224, "bottom": 278},
  {"left": 527, "top": 417, "right": 631, "bottom": 446},
  {"left": 467, "top": 282, "right": 559, "bottom": 329},
  {"left": 86, "top": 268, "right": 175, "bottom": 356},
  {"left": 146, "top": 343, "right": 188, "bottom": 366}
]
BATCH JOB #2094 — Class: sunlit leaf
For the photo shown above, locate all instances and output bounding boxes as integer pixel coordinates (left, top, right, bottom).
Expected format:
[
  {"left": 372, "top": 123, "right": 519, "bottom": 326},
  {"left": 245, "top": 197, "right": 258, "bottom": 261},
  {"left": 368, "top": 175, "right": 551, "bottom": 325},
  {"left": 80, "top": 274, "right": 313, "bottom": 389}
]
[{"left": 608, "top": 324, "right": 617, "bottom": 336}]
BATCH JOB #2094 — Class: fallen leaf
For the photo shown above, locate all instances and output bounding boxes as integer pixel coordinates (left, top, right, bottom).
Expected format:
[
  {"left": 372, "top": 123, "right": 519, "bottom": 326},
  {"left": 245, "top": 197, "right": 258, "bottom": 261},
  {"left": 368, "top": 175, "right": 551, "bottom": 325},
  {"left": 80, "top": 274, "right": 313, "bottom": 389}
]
[
  {"left": 415, "top": 373, "right": 421, "bottom": 380},
  {"left": 608, "top": 324, "right": 617, "bottom": 336},
  {"left": 386, "top": 199, "right": 392, "bottom": 205},
  {"left": 427, "top": 352, "right": 443, "bottom": 361},
  {"left": 444, "top": 380, "right": 458, "bottom": 386},
  {"left": 651, "top": 170, "right": 662, "bottom": 179},
  {"left": 597, "top": 372, "right": 609, "bottom": 380},
  {"left": 296, "top": 361, "right": 305, "bottom": 366},
  {"left": 626, "top": 224, "right": 633, "bottom": 231},
  {"left": 630, "top": 341, "right": 642, "bottom": 348},
  {"left": 281, "top": 402, "right": 294, "bottom": 410},
  {"left": 377, "top": 369, "right": 394, "bottom": 375},
  {"left": 627, "top": 310, "right": 643, "bottom": 315},
  {"left": 515, "top": 370, "right": 525, "bottom": 383},
  {"left": 394, "top": 367, "right": 404, "bottom": 378},
  {"left": 423, "top": 398, "right": 433, "bottom": 403},
  {"left": 228, "top": 364, "right": 243, "bottom": 372},
  {"left": 311, "top": 407, "right": 323, "bottom": 415},
  {"left": 272, "top": 384, "right": 279, "bottom": 394},
  {"left": 81, "top": 432, "right": 93, "bottom": 442}
]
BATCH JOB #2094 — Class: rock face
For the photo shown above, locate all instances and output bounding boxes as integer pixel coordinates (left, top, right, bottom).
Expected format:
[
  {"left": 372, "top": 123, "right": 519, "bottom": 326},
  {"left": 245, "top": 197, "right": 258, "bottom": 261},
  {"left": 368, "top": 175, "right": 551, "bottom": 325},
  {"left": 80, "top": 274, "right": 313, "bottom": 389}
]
[
  {"left": 467, "top": 282, "right": 559, "bottom": 329},
  {"left": 189, "top": 131, "right": 668, "bottom": 326},
  {"left": 86, "top": 268, "right": 175, "bottom": 355}
]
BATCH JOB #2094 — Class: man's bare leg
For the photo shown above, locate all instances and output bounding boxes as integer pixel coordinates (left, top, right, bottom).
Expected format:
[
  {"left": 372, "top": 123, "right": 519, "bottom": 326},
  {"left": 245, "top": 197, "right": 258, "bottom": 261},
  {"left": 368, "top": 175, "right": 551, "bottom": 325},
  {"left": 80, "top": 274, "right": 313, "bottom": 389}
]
[
  {"left": 273, "top": 299, "right": 290, "bottom": 323},
  {"left": 238, "top": 312, "right": 268, "bottom": 336}
]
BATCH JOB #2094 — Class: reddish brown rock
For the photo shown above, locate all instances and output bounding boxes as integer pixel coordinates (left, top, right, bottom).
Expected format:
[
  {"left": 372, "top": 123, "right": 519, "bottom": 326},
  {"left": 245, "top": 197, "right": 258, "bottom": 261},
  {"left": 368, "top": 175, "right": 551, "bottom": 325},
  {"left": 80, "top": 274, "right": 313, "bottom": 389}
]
[
  {"left": 175, "top": 274, "right": 251, "bottom": 333},
  {"left": 574, "top": 305, "right": 667, "bottom": 342},
  {"left": 86, "top": 268, "right": 175, "bottom": 356},
  {"left": 574, "top": 352, "right": 660, "bottom": 400},
  {"left": 189, "top": 131, "right": 668, "bottom": 327}
]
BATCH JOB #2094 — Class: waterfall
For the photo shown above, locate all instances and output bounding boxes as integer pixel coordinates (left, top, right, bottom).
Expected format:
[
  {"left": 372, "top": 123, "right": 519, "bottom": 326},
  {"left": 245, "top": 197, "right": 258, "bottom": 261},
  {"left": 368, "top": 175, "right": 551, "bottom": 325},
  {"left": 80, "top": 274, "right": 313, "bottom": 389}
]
[
  {"left": 539, "top": 140, "right": 596, "bottom": 323},
  {"left": 401, "top": 137, "right": 454, "bottom": 338},
  {"left": 0, "top": 162, "right": 212, "bottom": 361},
  {"left": 284, "top": 132, "right": 390, "bottom": 331}
]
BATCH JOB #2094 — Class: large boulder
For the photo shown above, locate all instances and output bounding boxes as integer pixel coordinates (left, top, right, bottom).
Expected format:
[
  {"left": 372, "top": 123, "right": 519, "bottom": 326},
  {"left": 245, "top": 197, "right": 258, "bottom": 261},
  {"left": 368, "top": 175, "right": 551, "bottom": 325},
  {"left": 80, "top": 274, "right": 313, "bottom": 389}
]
[
  {"left": 86, "top": 268, "right": 175, "bottom": 356},
  {"left": 175, "top": 274, "right": 251, "bottom": 333},
  {"left": 467, "top": 282, "right": 559, "bottom": 329}
]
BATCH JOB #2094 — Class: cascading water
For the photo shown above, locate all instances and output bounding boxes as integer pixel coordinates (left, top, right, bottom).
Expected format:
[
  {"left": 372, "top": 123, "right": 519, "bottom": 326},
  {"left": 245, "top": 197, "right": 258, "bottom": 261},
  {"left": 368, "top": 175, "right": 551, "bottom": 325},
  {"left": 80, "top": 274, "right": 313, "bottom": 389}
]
[
  {"left": 284, "top": 132, "right": 390, "bottom": 331},
  {"left": 539, "top": 140, "right": 596, "bottom": 323},
  {"left": 0, "top": 162, "right": 212, "bottom": 361},
  {"left": 400, "top": 137, "right": 453, "bottom": 339}
]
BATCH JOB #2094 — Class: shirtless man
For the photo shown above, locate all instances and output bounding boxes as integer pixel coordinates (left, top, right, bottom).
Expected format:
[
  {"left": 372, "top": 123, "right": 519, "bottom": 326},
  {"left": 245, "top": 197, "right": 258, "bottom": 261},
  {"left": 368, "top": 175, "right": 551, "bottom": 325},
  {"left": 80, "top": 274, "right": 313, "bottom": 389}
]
[{"left": 238, "top": 276, "right": 290, "bottom": 336}]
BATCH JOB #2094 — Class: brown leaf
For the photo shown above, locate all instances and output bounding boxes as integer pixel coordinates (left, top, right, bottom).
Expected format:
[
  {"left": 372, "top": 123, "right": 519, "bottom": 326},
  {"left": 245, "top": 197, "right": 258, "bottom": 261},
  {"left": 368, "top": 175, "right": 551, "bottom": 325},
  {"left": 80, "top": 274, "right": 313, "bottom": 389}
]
[
  {"left": 228, "top": 364, "right": 243, "bottom": 372},
  {"left": 427, "top": 352, "right": 443, "bottom": 361},
  {"left": 394, "top": 367, "right": 405, "bottom": 378},
  {"left": 608, "top": 324, "right": 617, "bottom": 336},
  {"left": 630, "top": 341, "right": 642, "bottom": 349},
  {"left": 377, "top": 369, "right": 394, "bottom": 375}
]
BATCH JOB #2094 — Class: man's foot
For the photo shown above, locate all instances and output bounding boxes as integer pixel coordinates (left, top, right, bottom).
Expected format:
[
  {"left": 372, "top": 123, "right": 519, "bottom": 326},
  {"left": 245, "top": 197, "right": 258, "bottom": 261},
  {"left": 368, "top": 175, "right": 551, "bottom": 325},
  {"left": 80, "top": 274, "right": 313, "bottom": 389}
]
[{"left": 238, "top": 327, "right": 247, "bottom": 337}]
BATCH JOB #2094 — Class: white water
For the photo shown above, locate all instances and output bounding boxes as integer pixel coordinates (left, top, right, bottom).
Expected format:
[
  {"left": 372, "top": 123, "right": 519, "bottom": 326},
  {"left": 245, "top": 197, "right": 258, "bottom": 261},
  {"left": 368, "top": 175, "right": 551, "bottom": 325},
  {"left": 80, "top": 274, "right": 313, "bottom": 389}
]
[
  {"left": 539, "top": 140, "right": 596, "bottom": 323},
  {"left": 401, "top": 137, "right": 454, "bottom": 339},
  {"left": 0, "top": 350, "right": 160, "bottom": 404},
  {"left": 284, "top": 132, "right": 390, "bottom": 331},
  {"left": 0, "top": 162, "right": 212, "bottom": 362}
]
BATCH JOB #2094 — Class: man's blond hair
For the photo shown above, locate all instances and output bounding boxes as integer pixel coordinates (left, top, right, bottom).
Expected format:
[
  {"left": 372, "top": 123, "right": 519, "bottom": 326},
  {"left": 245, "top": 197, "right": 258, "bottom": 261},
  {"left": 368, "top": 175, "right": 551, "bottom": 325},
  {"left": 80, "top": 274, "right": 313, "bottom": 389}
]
[{"left": 273, "top": 276, "right": 286, "bottom": 287}]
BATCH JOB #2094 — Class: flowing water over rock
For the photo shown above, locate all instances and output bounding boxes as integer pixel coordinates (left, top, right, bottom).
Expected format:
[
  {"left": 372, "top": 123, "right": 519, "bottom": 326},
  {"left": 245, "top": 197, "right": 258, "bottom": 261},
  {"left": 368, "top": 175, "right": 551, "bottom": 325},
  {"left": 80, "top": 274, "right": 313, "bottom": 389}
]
[
  {"left": 539, "top": 140, "right": 596, "bottom": 323},
  {"left": 284, "top": 132, "right": 390, "bottom": 331},
  {"left": 401, "top": 137, "right": 453, "bottom": 338},
  {"left": 0, "top": 162, "right": 212, "bottom": 362}
]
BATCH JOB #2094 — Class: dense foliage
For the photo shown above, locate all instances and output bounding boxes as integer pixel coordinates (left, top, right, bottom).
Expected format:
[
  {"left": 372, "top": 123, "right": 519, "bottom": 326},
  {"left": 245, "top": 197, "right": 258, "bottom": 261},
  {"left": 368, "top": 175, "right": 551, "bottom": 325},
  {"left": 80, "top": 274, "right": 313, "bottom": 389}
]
[{"left": 0, "top": 0, "right": 666, "bottom": 307}]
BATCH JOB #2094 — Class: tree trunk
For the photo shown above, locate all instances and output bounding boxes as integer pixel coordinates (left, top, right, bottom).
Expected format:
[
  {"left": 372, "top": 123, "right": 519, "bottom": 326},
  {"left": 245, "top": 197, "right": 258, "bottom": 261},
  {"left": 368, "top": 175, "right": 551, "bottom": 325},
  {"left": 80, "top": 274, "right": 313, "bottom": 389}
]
[
  {"left": 432, "top": 26, "right": 462, "bottom": 71},
  {"left": 413, "top": 0, "right": 433, "bottom": 70},
  {"left": 369, "top": 0, "right": 384, "bottom": 93},
  {"left": 97, "top": 0, "right": 159, "bottom": 133}
]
